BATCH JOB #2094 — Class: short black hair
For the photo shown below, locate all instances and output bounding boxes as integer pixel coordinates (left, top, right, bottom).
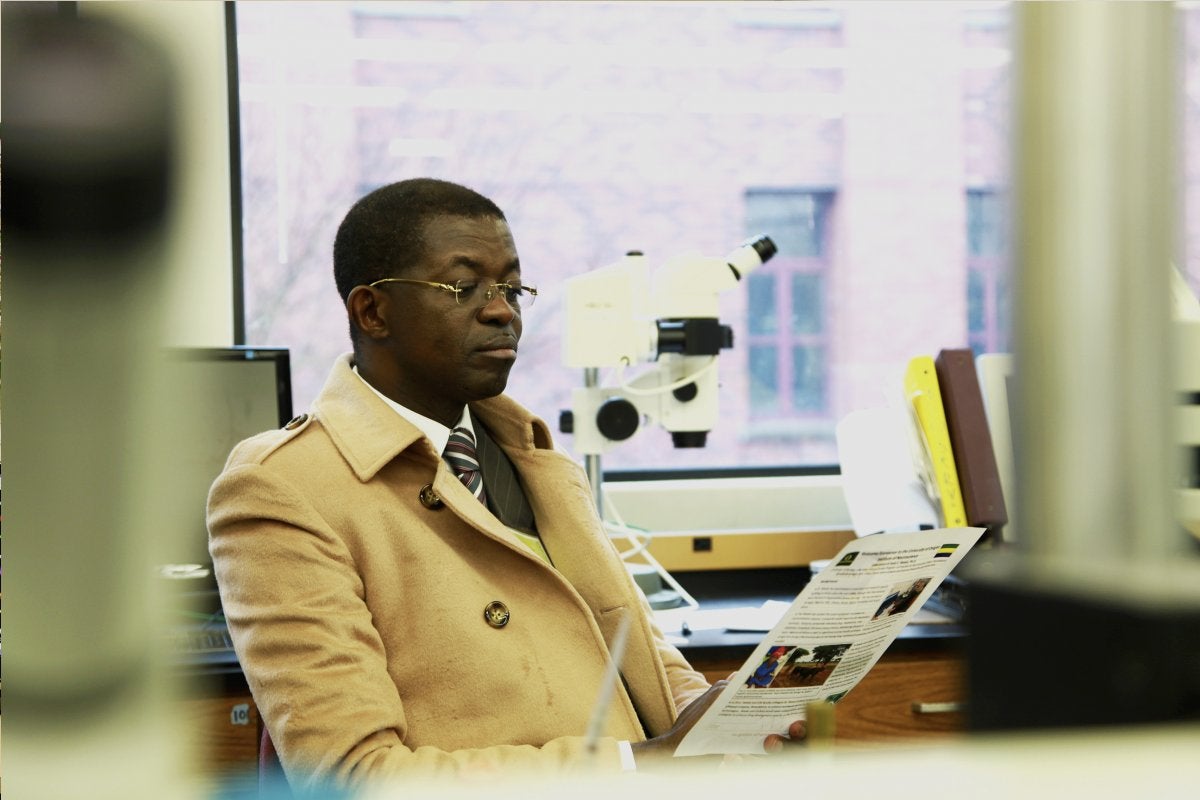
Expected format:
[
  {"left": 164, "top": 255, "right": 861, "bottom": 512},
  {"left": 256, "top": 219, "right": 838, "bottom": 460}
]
[{"left": 332, "top": 178, "right": 507, "bottom": 302}]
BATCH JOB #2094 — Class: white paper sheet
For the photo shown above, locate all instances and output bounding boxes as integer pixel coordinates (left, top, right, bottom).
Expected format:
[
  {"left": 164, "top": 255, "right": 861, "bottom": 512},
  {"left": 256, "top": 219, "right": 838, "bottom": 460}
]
[{"left": 835, "top": 406, "right": 939, "bottom": 536}]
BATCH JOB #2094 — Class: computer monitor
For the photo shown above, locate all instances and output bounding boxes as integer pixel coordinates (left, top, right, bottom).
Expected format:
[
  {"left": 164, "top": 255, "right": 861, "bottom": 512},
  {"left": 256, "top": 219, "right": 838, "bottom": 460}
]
[{"left": 159, "top": 346, "right": 292, "bottom": 575}]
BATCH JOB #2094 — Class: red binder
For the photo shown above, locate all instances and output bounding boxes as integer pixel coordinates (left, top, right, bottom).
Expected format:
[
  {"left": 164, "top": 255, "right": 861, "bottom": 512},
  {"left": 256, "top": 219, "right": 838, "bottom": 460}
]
[{"left": 935, "top": 348, "right": 1009, "bottom": 534}]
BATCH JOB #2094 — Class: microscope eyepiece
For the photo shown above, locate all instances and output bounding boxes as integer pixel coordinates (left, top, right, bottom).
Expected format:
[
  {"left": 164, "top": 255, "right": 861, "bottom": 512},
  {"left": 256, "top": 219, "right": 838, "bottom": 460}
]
[
  {"left": 726, "top": 234, "right": 777, "bottom": 280},
  {"left": 744, "top": 234, "right": 777, "bottom": 263}
]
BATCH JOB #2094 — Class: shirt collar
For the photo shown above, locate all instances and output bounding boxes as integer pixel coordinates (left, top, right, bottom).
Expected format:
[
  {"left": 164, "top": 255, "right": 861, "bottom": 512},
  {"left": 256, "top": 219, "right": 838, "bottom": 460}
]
[{"left": 352, "top": 366, "right": 472, "bottom": 456}]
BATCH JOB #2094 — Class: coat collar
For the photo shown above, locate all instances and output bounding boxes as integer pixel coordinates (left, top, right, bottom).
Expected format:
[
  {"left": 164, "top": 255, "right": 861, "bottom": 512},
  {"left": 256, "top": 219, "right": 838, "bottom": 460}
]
[{"left": 314, "top": 354, "right": 555, "bottom": 482}]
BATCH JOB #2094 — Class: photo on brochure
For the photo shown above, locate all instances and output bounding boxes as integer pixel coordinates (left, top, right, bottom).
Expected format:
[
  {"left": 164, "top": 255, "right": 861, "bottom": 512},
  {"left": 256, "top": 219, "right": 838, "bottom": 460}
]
[
  {"left": 742, "top": 642, "right": 852, "bottom": 690},
  {"left": 872, "top": 576, "right": 932, "bottom": 619}
]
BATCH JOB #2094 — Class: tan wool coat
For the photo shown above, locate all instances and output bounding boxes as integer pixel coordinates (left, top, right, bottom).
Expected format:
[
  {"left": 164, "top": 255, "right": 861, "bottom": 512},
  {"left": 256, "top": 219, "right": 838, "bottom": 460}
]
[{"left": 207, "top": 355, "right": 710, "bottom": 791}]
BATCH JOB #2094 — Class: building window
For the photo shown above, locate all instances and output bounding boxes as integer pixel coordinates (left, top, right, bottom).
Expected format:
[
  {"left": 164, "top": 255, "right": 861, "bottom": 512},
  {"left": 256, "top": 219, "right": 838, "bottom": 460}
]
[
  {"left": 966, "top": 188, "right": 1010, "bottom": 354},
  {"left": 744, "top": 189, "right": 834, "bottom": 420}
]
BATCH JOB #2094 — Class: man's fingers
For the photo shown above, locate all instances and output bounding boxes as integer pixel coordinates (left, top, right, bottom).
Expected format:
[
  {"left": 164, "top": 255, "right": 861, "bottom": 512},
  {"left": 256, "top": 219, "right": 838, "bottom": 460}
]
[{"left": 761, "top": 719, "right": 808, "bottom": 754}]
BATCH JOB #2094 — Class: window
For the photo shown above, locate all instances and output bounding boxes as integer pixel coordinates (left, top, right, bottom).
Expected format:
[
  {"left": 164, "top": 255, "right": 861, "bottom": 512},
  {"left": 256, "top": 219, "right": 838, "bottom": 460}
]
[
  {"left": 232, "top": 1, "right": 1200, "bottom": 473},
  {"left": 744, "top": 190, "right": 834, "bottom": 422},
  {"left": 966, "top": 188, "right": 1011, "bottom": 354}
]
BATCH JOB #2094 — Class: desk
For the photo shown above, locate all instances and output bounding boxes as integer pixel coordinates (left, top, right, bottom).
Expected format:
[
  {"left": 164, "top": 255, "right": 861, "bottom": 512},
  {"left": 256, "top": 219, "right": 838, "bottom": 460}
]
[
  {"left": 173, "top": 657, "right": 261, "bottom": 785},
  {"left": 683, "top": 644, "right": 966, "bottom": 742},
  {"left": 175, "top": 567, "right": 966, "bottom": 781}
]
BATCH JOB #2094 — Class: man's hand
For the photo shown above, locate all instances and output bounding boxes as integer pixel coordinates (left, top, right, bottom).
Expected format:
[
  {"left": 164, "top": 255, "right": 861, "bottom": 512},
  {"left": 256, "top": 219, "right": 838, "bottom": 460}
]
[
  {"left": 763, "top": 719, "right": 807, "bottom": 753},
  {"left": 630, "top": 680, "right": 728, "bottom": 768},
  {"left": 630, "top": 679, "right": 808, "bottom": 769}
]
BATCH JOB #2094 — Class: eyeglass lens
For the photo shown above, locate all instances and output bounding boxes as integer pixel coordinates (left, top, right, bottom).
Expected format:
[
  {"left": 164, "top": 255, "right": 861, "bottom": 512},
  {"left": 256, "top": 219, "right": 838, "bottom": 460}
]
[{"left": 456, "top": 281, "right": 534, "bottom": 307}]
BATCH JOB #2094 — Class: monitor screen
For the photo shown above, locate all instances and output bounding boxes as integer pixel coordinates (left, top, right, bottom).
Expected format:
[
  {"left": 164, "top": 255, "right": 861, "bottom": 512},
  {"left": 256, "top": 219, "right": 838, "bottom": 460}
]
[{"left": 159, "top": 347, "right": 292, "bottom": 574}]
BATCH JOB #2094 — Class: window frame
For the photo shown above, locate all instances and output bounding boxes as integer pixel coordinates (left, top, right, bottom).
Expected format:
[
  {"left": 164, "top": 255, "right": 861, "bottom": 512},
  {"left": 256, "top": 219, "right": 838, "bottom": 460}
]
[
  {"left": 743, "top": 188, "right": 837, "bottom": 428},
  {"left": 966, "top": 187, "right": 1011, "bottom": 355}
]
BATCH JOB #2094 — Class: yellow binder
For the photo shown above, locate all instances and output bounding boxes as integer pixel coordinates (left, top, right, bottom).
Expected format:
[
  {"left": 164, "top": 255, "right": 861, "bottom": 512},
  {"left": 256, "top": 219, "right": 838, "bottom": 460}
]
[{"left": 904, "top": 355, "right": 967, "bottom": 527}]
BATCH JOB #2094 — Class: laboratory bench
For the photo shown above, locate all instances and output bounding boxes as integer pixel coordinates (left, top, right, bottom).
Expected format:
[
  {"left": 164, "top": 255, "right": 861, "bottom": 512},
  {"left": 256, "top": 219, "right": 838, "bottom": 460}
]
[{"left": 172, "top": 566, "right": 969, "bottom": 783}]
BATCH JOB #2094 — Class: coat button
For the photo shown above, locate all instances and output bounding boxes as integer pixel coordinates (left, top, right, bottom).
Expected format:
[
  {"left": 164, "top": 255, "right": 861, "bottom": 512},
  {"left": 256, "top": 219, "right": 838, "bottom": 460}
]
[
  {"left": 284, "top": 413, "right": 308, "bottom": 430},
  {"left": 418, "top": 484, "right": 444, "bottom": 509},
  {"left": 483, "top": 601, "right": 510, "bottom": 628}
]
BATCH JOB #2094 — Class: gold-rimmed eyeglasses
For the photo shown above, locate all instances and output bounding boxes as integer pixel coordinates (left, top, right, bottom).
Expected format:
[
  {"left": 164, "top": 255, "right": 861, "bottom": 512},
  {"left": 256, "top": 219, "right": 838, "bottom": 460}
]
[{"left": 368, "top": 277, "right": 537, "bottom": 308}]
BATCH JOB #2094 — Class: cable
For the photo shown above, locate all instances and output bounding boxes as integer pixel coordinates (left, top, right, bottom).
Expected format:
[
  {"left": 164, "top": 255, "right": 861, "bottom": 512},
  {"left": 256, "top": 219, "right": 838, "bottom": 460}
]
[
  {"left": 602, "top": 490, "right": 699, "bottom": 610},
  {"left": 611, "top": 356, "right": 718, "bottom": 397}
]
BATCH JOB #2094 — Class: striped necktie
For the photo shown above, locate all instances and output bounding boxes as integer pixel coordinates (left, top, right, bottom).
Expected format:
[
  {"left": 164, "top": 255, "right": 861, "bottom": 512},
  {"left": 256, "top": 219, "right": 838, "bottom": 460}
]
[{"left": 444, "top": 426, "right": 487, "bottom": 505}]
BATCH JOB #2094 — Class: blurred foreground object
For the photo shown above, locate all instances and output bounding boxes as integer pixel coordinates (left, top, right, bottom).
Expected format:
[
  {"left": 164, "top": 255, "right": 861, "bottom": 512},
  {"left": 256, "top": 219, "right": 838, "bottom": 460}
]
[
  {"left": 4, "top": 4, "right": 195, "bottom": 797},
  {"left": 965, "top": 1, "right": 1200, "bottom": 732}
]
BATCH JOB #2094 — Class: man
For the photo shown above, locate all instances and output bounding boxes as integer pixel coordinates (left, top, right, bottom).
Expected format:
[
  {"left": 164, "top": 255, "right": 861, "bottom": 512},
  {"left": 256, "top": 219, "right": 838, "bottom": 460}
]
[{"left": 208, "top": 178, "right": 802, "bottom": 792}]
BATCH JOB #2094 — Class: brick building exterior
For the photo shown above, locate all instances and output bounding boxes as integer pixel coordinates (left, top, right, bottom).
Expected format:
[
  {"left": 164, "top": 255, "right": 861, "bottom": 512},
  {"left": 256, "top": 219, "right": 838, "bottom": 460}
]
[{"left": 236, "top": 1, "right": 1198, "bottom": 470}]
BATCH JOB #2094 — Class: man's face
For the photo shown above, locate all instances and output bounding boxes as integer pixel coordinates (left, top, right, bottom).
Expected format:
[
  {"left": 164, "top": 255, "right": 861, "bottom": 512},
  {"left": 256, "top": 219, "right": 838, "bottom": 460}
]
[{"left": 377, "top": 214, "right": 524, "bottom": 424}]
